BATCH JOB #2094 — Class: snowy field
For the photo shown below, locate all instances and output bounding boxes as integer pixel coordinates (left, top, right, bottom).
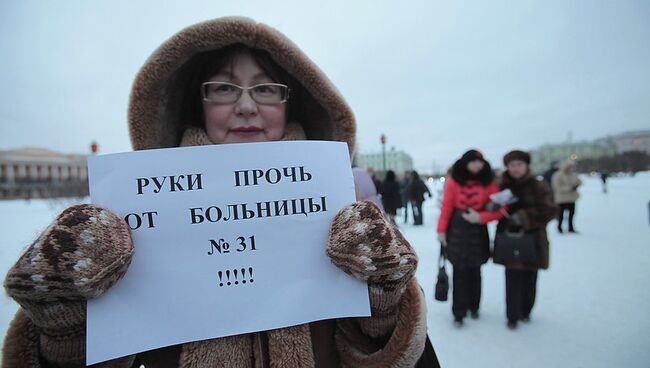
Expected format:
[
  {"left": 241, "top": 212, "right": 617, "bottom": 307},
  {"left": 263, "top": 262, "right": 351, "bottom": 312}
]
[{"left": 1, "top": 173, "right": 649, "bottom": 366}]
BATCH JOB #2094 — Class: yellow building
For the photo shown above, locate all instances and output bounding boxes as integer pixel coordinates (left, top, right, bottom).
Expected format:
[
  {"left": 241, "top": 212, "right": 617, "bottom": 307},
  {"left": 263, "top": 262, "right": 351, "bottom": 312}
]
[{"left": 0, "top": 147, "right": 89, "bottom": 199}]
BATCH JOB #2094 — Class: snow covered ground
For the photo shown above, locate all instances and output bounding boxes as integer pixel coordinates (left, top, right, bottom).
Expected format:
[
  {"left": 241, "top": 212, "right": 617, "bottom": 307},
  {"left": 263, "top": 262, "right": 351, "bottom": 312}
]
[{"left": 1, "top": 174, "right": 649, "bottom": 366}]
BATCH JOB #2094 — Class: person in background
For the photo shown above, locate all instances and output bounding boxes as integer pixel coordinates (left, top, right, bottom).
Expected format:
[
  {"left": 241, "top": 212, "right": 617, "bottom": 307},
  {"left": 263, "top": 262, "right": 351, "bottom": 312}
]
[
  {"left": 542, "top": 161, "right": 559, "bottom": 186},
  {"left": 495, "top": 150, "right": 557, "bottom": 329},
  {"left": 552, "top": 160, "right": 582, "bottom": 233},
  {"left": 600, "top": 172, "right": 609, "bottom": 193},
  {"left": 492, "top": 167, "right": 505, "bottom": 185},
  {"left": 380, "top": 170, "right": 402, "bottom": 225},
  {"left": 352, "top": 165, "right": 385, "bottom": 211},
  {"left": 407, "top": 170, "right": 431, "bottom": 226},
  {"left": 436, "top": 149, "right": 501, "bottom": 326},
  {"left": 400, "top": 171, "right": 412, "bottom": 223},
  {"left": 368, "top": 168, "right": 383, "bottom": 195}
]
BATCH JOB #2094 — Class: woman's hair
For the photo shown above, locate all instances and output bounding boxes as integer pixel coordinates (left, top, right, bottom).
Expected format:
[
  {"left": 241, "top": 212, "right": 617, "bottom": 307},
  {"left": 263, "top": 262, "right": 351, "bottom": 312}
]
[
  {"left": 385, "top": 170, "right": 396, "bottom": 182},
  {"left": 175, "top": 43, "right": 299, "bottom": 127},
  {"left": 451, "top": 151, "right": 494, "bottom": 186}
]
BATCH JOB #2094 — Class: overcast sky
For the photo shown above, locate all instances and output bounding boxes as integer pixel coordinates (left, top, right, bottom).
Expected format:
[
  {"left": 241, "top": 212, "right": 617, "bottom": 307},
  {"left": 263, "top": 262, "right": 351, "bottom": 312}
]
[{"left": 1, "top": 0, "right": 648, "bottom": 172}]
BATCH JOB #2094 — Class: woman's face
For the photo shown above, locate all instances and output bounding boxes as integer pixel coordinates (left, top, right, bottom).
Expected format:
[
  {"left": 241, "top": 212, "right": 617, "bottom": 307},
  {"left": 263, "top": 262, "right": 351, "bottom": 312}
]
[
  {"left": 202, "top": 52, "right": 287, "bottom": 144},
  {"left": 467, "top": 159, "right": 484, "bottom": 174},
  {"left": 507, "top": 160, "right": 528, "bottom": 179}
]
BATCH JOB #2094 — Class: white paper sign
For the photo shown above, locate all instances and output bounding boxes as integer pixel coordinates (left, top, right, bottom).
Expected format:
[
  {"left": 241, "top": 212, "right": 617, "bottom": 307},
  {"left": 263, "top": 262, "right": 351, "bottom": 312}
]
[
  {"left": 86, "top": 141, "right": 370, "bottom": 365},
  {"left": 489, "top": 189, "right": 517, "bottom": 206}
]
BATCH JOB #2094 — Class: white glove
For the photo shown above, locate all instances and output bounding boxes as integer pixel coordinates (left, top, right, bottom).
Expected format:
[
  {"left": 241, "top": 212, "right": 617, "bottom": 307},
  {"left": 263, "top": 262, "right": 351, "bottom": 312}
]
[
  {"left": 437, "top": 232, "right": 447, "bottom": 246},
  {"left": 461, "top": 208, "right": 481, "bottom": 224}
]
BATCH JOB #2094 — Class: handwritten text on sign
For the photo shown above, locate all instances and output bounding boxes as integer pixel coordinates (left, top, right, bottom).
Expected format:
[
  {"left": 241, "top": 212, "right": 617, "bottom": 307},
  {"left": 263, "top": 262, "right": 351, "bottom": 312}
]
[{"left": 86, "top": 141, "right": 370, "bottom": 365}]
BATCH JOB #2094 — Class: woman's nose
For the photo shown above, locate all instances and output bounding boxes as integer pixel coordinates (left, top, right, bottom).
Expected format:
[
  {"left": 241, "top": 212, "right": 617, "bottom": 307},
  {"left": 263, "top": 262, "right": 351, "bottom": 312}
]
[{"left": 234, "top": 90, "right": 258, "bottom": 116}]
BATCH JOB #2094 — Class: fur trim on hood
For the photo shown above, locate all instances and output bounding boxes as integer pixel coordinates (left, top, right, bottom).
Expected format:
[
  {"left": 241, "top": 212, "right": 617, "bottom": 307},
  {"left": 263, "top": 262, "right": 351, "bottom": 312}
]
[
  {"left": 451, "top": 150, "right": 494, "bottom": 186},
  {"left": 128, "top": 16, "right": 356, "bottom": 155}
]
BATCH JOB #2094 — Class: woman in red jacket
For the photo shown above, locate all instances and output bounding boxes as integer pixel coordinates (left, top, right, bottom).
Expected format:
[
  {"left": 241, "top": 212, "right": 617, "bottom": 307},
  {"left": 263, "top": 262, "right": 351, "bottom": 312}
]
[{"left": 436, "top": 149, "right": 502, "bottom": 326}]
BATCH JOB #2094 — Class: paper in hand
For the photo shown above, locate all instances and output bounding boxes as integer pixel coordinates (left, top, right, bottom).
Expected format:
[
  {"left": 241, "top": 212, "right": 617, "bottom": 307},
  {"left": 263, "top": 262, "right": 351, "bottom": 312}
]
[{"left": 489, "top": 189, "right": 518, "bottom": 206}]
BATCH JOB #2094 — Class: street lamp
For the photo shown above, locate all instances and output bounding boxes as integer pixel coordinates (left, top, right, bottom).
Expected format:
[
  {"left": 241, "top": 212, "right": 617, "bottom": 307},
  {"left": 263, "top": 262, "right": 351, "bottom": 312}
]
[{"left": 380, "top": 133, "right": 386, "bottom": 174}]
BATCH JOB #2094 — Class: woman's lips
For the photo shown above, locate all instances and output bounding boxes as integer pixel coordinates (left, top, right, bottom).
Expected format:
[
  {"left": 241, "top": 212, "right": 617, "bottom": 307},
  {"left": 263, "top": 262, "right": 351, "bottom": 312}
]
[{"left": 231, "top": 126, "right": 263, "bottom": 134}]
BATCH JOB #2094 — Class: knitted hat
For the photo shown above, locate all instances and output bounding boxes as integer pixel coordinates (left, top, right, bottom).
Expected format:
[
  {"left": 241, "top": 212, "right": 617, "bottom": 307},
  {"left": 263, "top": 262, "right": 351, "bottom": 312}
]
[
  {"left": 460, "top": 149, "right": 484, "bottom": 163},
  {"left": 503, "top": 150, "right": 531, "bottom": 165}
]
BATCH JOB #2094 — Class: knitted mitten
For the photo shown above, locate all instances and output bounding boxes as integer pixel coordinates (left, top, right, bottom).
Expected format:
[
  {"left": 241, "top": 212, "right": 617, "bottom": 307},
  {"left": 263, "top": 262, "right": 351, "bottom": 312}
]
[
  {"left": 4, "top": 204, "right": 135, "bottom": 366},
  {"left": 327, "top": 201, "right": 418, "bottom": 338}
]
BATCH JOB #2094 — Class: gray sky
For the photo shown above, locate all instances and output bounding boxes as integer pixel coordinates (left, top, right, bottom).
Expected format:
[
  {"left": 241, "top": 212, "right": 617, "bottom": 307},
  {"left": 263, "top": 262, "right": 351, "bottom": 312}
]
[{"left": 1, "top": 0, "right": 648, "bottom": 172}]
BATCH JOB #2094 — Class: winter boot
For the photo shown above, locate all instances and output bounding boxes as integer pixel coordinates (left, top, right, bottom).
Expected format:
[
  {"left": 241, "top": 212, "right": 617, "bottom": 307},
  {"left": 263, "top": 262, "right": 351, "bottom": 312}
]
[{"left": 453, "top": 316, "right": 464, "bottom": 327}]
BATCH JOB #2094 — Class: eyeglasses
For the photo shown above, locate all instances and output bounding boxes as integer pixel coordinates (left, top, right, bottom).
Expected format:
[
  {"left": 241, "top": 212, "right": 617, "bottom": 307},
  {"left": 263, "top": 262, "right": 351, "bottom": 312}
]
[{"left": 201, "top": 82, "right": 290, "bottom": 105}]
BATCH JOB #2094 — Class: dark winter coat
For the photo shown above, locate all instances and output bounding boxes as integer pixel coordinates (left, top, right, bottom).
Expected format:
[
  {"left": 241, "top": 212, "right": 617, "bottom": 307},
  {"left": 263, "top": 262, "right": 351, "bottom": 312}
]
[
  {"left": 496, "top": 172, "right": 558, "bottom": 270},
  {"left": 446, "top": 210, "right": 491, "bottom": 268},
  {"left": 437, "top": 155, "right": 501, "bottom": 268},
  {"left": 381, "top": 180, "right": 402, "bottom": 215},
  {"left": 407, "top": 178, "right": 430, "bottom": 203}
]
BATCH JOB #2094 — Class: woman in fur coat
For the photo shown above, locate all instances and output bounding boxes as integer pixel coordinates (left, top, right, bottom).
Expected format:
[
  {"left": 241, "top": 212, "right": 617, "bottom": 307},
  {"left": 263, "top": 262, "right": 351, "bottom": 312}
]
[
  {"left": 2, "top": 17, "right": 435, "bottom": 368},
  {"left": 436, "top": 149, "right": 501, "bottom": 326},
  {"left": 495, "top": 150, "right": 557, "bottom": 329}
]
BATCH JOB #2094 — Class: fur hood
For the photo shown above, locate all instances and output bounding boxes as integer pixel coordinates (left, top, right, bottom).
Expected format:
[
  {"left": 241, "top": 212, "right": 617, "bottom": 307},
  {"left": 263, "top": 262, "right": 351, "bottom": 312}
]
[
  {"left": 450, "top": 151, "right": 494, "bottom": 186},
  {"left": 128, "top": 16, "right": 356, "bottom": 155}
]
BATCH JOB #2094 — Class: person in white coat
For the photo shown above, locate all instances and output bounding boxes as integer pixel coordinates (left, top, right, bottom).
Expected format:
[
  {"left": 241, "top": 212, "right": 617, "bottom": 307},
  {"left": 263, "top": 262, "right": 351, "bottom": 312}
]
[{"left": 551, "top": 160, "right": 582, "bottom": 233}]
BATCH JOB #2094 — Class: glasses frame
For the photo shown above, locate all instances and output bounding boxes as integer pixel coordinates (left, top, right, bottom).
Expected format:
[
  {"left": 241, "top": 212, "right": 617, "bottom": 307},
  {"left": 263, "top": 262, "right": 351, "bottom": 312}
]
[{"left": 201, "top": 81, "right": 290, "bottom": 105}]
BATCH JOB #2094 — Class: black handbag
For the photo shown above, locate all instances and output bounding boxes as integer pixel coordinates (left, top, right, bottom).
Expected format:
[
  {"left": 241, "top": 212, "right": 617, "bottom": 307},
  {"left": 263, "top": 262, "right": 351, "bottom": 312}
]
[
  {"left": 493, "top": 229, "right": 538, "bottom": 265},
  {"left": 434, "top": 247, "right": 449, "bottom": 302}
]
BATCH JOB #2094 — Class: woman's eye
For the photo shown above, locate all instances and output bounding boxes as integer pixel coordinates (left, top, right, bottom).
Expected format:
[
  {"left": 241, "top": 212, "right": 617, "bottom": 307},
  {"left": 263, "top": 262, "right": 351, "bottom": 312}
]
[
  {"left": 254, "top": 85, "right": 278, "bottom": 95},
  {"left": 213, "top": 84, "right": 236, "bottom": 94}
]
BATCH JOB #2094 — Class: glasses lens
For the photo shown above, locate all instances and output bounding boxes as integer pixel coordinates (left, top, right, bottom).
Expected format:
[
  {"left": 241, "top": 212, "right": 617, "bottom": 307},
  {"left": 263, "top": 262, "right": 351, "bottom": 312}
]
[
  {"left": 203, "top": 83, "right": 241, "bottom": 103},
  {"left": 251, "top": 84, "right": 288, "bottom": 104}
]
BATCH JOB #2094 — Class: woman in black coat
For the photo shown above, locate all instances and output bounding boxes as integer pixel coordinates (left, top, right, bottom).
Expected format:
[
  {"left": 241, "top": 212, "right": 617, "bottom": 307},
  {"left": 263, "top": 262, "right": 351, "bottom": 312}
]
[
  {"left": 381, "top": 170, "right": 402, "bottom": 224},
  {"left": 407, "top": 170, "right": 431, "bottom": 226},
  {"left": 495, "top": 150, "right": 558, "bottom": 329}
]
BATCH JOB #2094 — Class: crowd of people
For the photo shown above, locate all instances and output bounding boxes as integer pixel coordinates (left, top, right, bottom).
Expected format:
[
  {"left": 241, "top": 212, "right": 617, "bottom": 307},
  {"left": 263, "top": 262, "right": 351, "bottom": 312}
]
[
  {"left": 357, "top": 148, "right": 581, "bottom": 331},
  {"left": 352, "top": 168, "right": 434, "bottom": 227}
]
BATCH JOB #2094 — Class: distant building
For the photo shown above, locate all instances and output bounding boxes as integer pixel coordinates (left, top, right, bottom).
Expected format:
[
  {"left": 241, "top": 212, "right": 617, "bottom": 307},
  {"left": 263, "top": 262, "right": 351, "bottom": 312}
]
[
  {"left": 0, "top": 147, "right": 89, "bottom": 199},
  {"left": 530, "top": 140, "right": 616, "bottom": 174},
  {"left": 610, "top": 130, "right": 650, "bottom": 154},
  {"left": 356, "top": 148, "right": 414, "bottom": 177},
  {"left": 530, "top": 129, "right": 650, "bottom": 173}
]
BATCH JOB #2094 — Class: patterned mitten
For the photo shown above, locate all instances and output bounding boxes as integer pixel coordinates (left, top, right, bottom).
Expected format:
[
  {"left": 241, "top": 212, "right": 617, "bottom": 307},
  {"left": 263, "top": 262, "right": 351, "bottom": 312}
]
[
  {"left": 327, "top": 201, "right": 418, "bottom": 338},
  {"left": 4, "top": 204, "right": 134, "bottom": 366}
]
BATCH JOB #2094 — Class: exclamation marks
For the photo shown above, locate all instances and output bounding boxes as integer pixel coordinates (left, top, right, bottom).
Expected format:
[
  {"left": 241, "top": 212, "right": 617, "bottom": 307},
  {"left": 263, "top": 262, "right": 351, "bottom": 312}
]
[{"left": 218, "top": 267, "right": 254, "bottom": 287}]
